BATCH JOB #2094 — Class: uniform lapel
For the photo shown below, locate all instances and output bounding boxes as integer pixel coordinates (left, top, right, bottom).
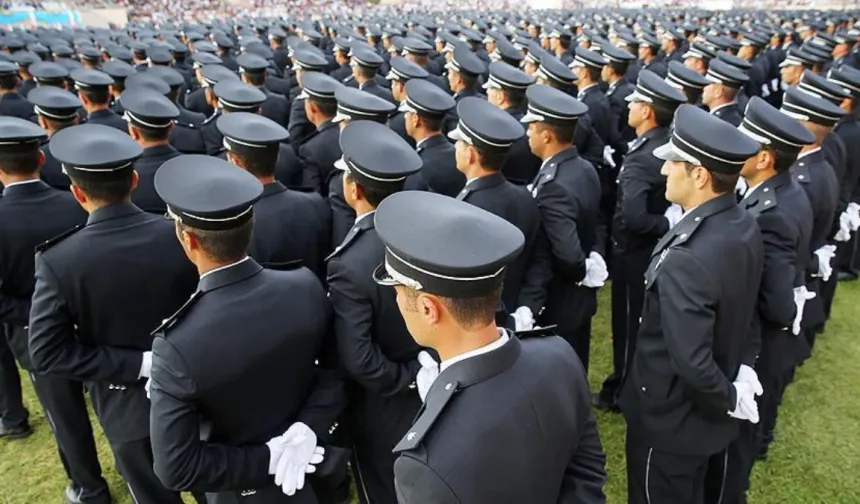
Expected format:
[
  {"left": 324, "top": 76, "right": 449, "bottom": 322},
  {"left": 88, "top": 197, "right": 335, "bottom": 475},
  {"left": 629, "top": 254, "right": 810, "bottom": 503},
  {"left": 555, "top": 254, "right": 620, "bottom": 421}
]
[
  {"left": 325, "top": 212, "right": 375, "bottom": 261},
  {"left": 456, "top": 172, "right": 505, "bottom": 201},
  {"left": 530, "top": 147, "right": 579, "bottom": 197}
]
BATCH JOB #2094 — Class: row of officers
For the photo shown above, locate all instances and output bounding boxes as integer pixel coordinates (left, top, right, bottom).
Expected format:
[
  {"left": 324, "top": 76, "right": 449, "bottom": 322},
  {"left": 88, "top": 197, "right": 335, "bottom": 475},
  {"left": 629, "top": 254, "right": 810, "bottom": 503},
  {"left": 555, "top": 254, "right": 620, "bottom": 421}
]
[{"left": 0, "top": 17, "right": 859, "bottom": 504}]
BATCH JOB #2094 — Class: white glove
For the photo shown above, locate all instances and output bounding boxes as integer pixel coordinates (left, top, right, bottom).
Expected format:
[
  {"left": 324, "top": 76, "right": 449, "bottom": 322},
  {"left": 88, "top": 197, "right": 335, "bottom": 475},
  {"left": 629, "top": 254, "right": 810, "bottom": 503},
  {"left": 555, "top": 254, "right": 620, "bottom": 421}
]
[
  {"left": 580, "top": 251, "right": 609, "bottom": 288},
  {"left": 416, "top": 350, "right": 439, "bottom": 403},
  {"left": 847, "top": 202, "right": 860, "bottom": 231},
  {"left": 511, "top": 306, "right": 535, "bottom": 332},
  {"left": 664, "top": 204, "right": 684, "bottom": 229},
  {"left": 274, "top": 422, "right": 324, "bottom": 496},
  {"left": 602, "top": 145, "right": 616, "bottom": 168},
  {"left": 727, "top": 381, "right": 760, "bottom": 424},
  {"left": 792, "top": 286, "right": 816, "bottom": 335},
  {"left": 735, "top": 177, "right": 748, "bottom": 197},
  {"left": 139, "top": 351, "right": 152, "bottom": 379},
  {"left": 735, "top": 365, "right": 764, "bottom": 397},
  {"left": 814, "top": 245, "right": 837, "bottom": 281},
  {"left": 834, "top": 211, "right": 851, "bottom": 242},
  {"left": 145, "top": 377, "right": 151, "bottom": 399},
  {"left": 266, "top": 435, "right": 288, "bottom": 475}
]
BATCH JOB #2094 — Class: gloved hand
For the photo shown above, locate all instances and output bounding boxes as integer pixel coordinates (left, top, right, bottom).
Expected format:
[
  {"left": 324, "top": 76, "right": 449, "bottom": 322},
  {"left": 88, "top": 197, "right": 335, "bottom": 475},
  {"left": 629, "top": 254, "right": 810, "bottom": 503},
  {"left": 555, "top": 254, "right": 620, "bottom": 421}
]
[
  {"left": 274, "top": 422, "right": 325, "bottom": 496},
  {"left": 145, "top": 378, "right": 151, "bottom": 400},
  {"left": 266, "top": 435, "right": 288, "bottom": 475},
  {"left": 728, "top": 381, "right": 760, "bottom": 424},
  {"left": 735, "top": 177, "right": 748, "bottom": 197},
  {"left": 792, "top": 286, "right": 816, "bottom": 336},
  {"left": 664, "top": 204, "right": 684, "bottom": 229},
  {"left": 416, "top": 350, "right": 439, "bottom": 402},
  {"left": 735, "top": 365, "right": 764, "bottom": 397},
  {"left": 139, "top": 351, "right": 152, "bottom": 379},
  {"left": 580, "top": 252, "right": 609, "bottom": 288},
  {"left": 814, "top": 245, "right": 837, "bottom": 282},
  {"left": 834, "top": 211, "right": 851, "bottom": 242},
  {"left": 511, "top": 306, "right": 535, "bottom": 332},
  {"left": 603, "top": 145, "right": 616, "bottom": 168},
  {"left": 848, "top": 202, "right": 860, "bottom": 231}
]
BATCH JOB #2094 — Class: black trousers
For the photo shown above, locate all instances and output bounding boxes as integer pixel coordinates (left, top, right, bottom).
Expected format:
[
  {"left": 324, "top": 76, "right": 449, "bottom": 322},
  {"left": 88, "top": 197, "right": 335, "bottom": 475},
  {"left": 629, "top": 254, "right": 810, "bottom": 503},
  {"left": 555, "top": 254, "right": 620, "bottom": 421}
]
[
  {"left": 558, "top": 320, "right": 593, "bottom": 373},
  {"left": 111, "top": 437, "right": 185, "bottom": 504},
  {"left": 626, "top": 433, "right": 737, "bottom": 504},
  {"left": 29, "top": 372, "right": 111, "bottom": 504},
  {"left": 600, "top": 248, "right": 650, "bottom": 404},
  {"left": 0, "top": 332, "right": 27, "bottom": 429}
]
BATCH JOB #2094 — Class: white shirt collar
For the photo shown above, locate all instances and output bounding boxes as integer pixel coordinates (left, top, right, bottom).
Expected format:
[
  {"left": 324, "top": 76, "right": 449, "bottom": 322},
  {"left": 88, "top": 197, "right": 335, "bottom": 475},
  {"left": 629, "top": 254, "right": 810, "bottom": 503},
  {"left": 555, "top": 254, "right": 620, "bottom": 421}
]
[
  {"left": 3, "top": 179, "right": 42, "bottom": 189},
  {"left": 680, "top": 204, "right": 700, "bottom": 221},
  {"left": 199, "top": 256, "right": 251, "bottom": 281},
  {"left": 416, "top": 134, "right": 441, "bottom": 150},
  {"left": 796, "top": 146, "right": 821, "bottom": 160},
  {"left": 709, "top": 101, "right": 737, "bottom": 114},
  {"left": 578, "top": 83, "right": 598, "bottom": 96},
  {"left": 440, "top": 329, "right": 509, "bottom": 373},
  {"left": 353, "top": 210, "right": 376, "bottom": 226},
  {"left": 742, "top": 181, "right": 764, "bottom": 200}
]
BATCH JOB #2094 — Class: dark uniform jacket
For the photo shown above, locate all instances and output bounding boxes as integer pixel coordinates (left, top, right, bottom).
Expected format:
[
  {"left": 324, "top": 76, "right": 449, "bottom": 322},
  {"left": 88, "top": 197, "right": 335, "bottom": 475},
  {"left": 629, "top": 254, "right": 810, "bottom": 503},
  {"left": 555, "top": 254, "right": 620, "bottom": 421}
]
[
  {"left": 501, "top": 105, "right": 542, "bottom": 185},
  {"left": 85, "top": 108, "right": 129, "bottom": 133},
  {"left": 822, "top": 132, "right": 850, "bottom": 230},
  {"left": 357, "top": 80, "right": 395, "bottom": 104},
  {"left": 39, "top": 137, "right": 71, "bottom": 190},
  {"left": 214, "top": 144, "right": 304, "bottom": 189},
  {"left": 393, "top": 333, "right": 607, "bottom": 504},
  {"left": 575, "top": 113, "right": 607, "bottom": 171},
  {"left": 833, "top": 113, "right": 860, "bottom": 218},
  {"left": 403, "top": 134, "right": 464, "bottom": 197},
  {"left": 611, "top": 127, "right": 671, "bottom": 254},
  {"left": 273, "top": 47, "right": 291, "bottom": 77},
  {"left": 710, "top": 102, "right": 744, "bottom": 127},
  {"left": 578, "top": 84, "right": 612, "bottom": 145},
  {"left": 640, "top": 59, "right": 667, "bottom": 79},
  {"left": 29, "top": 203, "right": 199, "bottom": 443},
  {"left": 457, "top": 173, "right": 551, "bottom": 315},
  {"left": 170, "top": 106, "right": 208, "bottom": 154},
  {"left": 620, "top": 194, "right": 764, "bottom": 456},
  {"left": 330, "top": 63, "right": 352, "bottom": 84},
  {"left": 606, "top": 78, "right": 636, "bottom": 159},
  {"left": 530, "top": 147, "right": 602, "bottom": 331},
  {"left": 326, "top": 213, "right": 423, "bottom": 502},
  {"left": 19, "top": 78, "right": 35, "bottom": 98},
  {"left": 625, "top": 60, "right": 642, "bottom": 84},
  {"left": 132, "top": 144, "right": 181, "bottom": 214},
  {"left": 388, "top": 111, "right": 416, "bottom": 148},
  {"left": 201, "top": 110, "right": 224, "bottom": 155},
  {"left": 443, "top": 88, "right": 482, "bottom": 136},
  {"left": 288, "top": 97, "right": 316, "bottom": 147},
  {"left": 149, "top": 258, "right": 338, "bottom": 502},
  {"left": 0, "top": 92, "right": 36, "bottom": 121},
  {"left": 249, "top": 182, "right": 331, "bottom": 280},
  {"left": 259, "top": 87, "right": 291, "bottom": 128},
  {"left": 298, "top": 120, "right": 341, "bottom": 195},
  {"left": 185, "top": 87, "right": 215, "bottom": 118},
  {"left": 0, "top": 181, "right": 87, "bottom": 369}
]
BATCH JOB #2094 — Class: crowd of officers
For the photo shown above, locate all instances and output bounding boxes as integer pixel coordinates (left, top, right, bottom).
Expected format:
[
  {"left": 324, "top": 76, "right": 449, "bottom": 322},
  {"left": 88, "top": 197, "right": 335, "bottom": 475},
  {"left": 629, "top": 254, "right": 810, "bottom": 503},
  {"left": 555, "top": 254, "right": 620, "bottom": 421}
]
[{"left": 0, "top": 6, "right": 859, "bottom": 504}]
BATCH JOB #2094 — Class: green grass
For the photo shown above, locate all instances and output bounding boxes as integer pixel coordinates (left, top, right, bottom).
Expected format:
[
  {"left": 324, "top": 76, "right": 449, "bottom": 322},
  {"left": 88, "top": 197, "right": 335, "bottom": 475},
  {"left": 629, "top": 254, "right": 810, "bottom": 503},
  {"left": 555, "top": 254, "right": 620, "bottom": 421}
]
[{"left": 2, "top": 282, "right": 860, "bottom": 503}]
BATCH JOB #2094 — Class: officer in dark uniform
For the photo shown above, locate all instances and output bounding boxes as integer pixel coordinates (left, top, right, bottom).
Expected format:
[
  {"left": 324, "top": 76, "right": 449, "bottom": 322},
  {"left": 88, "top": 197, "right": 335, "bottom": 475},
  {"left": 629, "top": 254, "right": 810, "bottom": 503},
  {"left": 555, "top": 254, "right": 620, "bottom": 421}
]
[
  {"left": 29, "top": 124, "right": 197, "bottom": 504},
  {"left": 219, "top": 112, "right": 330, "bottom": 280},
  {"left": 201, "top": 77, "right": 263, "bottom": 155},
  {"left": 638, "top": 33, "right": 667, "bottom": 78},
  {"left": 0, "top": 117, "right": 111, "bottom": 503},
  {"left": 215, "top": 35, "right": 239, "bottom": 72},
  {"left": 665, "top": 61, "right": 710, "bottom": 105},
  {"left": 448, "top": 96, "right": 551, "bottom": 325},
  {"left": 348, "top": 47, "right": 394, "bottom": 104},
  {"left": 287, "top": 47, "right": 330, "bottom": 147},
  {"left": 781, "top": 88, "right": 843, "bottom": 355},
  {"left": 727, "top": 97, "right": 815, "bottom": 500},
  {"left": 443, "top": 45, "right": 487, "bottom": 135},
  {"left": 572, "top": 47, "right": 612, "bottom": 145},
  {"left": 238, "top": 53, "right": 291, "bottom": 128},
  {"left": 662, "top": 28, "right": 686, "bottom": 64},
  {"left": 738, "top": 32, "right": 772, "bottom": 102},
  {"left": 30, "top": 61, "right": 71, "bottom": 91},
  {"left": 615, "top": 32, "right": 642, "bottom": 83},
  {"left": 185, "top": 53, "right": 223, "bottom": 117},
  {"left": 325, "top": 121, "right": 423, "bottom": 504},
  {"left": 295, "top": 72, "right": 342, "bottom": 195},
  {"left": 370, "top": 190, "right": 607, "bottom": 503},
  {"left": 71, "top": 68, "right": 128, "bottom": 133},
  {"left": 703, "top": 59, "right": 749, "bottom": 127},
  {"left": 120, "top": 88, "right": 181, "bottom": 214},
  {"left": 681, "top": 42, "right": 716, "bottom": 76},
  {"left": 13, "top": 51, "right": 38, "bottom": 98},
  {"left": 596, "top": 71, "right": 686, "bottom": 411},
  {"left": 146, "top": 65, "right": 208, "bottom": 154},
  {"left": 270, "top": 28, "right": 291, "bottom": 76},
  {"left": 402, "top": 38, "right": 443, "bottom": 78},
  {"left": 601, "top": 44, "right": 637, "bottom": 168},
  {"left": 717, "top": 51, "right": 755, "bottom": 111},
  {"left": 329, "top": 38, "right": 353, "bottom": 83},
  {"left": 400, "top": 79, "right": 462, "bottom": 196},
  {"left": 150, "top": 155, "right": 343, "bottom": 503},
  {"left": 522, "top": 85, "right": 603, "bottom": 371},
  {"left": 619, "top": 104, "right": 764, "bottom": 504},
  {"left": 28, "top": 86, "right": 79, "bottom": 190},
  {"left": 385, "top": 56, "right": 429, "bottom": 148},
  {"left": 0, "top": 61, "right": 36, "bottom": 121}
]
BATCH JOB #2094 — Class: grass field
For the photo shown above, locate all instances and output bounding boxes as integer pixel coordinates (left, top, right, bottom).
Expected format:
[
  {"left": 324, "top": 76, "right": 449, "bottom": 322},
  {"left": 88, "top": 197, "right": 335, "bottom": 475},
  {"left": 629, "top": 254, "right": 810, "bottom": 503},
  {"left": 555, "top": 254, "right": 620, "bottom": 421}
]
[{"left": 1, "top": 282, "right": 859, "bottom": 503}]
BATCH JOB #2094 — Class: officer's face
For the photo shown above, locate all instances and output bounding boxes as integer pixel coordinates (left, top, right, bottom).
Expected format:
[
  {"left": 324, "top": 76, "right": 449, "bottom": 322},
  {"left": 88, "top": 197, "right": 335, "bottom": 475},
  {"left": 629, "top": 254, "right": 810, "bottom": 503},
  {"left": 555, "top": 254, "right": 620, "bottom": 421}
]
[
  {"left": 523, "top": 60, "right": 538, "bottom": 76},
  {"left": 780, "top": 64, "right": 802, "bottom": 86},
  {"left": 447, "top": 69, "right": 459, "bottom": 90},
  {"left": 454, "top": 139, "right": 470, "bottom": 171},
  {"left": 485, "top": 41, "right": 496, "bottom": 54},
  {"left": 638, "top": 46, "right": 648, "bottom": 60},
  {"left": 526, "top": 122, "right": 545, "bottom": 157},
  {"left": 661, "top": 160, "right": 697, "bottom": 205},
  {"left": 738, "top": 46, "right": 754, "bottom": 61},
  {"left": 541, "top": 37, "right": 551, "bottom": 50},
  {"left": 702, "top": 83, "right": 716, "bottom": 107},
  {"left": 392, "top": 81, "right": 405, "bottom": 102},
  {"left": 600, "top": 65, "right": 611, "bottom": 83},
  {"left": 840, "top": 97, "right": 854, "bottom": 114},
  {"left": 627, "top": 101, "right": 644, "bottom": 129},
  {"left": 487, "top": 87, "right": 504, "bottom": 107},
  {"left": 683, "top": 57, "right": 702, "bottom": 73},
  {"left": 739, "top": 151, "right": 765, "bottom": 180}
]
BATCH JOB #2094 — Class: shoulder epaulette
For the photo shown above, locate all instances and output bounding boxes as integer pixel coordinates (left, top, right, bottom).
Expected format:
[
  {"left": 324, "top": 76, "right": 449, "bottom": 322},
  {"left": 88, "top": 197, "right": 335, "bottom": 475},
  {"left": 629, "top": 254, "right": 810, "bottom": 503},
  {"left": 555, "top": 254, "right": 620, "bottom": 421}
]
[
  {"left": 35, "top": 224, "right": 83, "bottom": 253},
  {"left": 150, "top": 290, "right": 204, "bottom": 336}
]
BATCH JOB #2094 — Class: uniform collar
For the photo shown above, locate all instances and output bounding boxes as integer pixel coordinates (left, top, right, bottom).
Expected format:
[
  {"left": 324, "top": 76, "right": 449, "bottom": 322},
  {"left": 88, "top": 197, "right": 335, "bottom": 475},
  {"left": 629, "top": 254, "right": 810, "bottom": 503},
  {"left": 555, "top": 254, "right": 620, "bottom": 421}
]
[
  {"left": 796, "top": 146, "right": 822, "bottom": 160},
  {"left": 86, "top": 202, "right": 143, "bottom": 225},
  {"left": 541, "top": 145, "right": 579, "bottom": 170},
  {"left": 317, "top": 119, "right": 337, "bottom": 133},
  {"left": 577, "top": 83, "right": 598, "bottom": 96},
  {"left": 416, "top": 133, "right": 446, "bottom": 151},
  {"left": 89, "top": 108, "right": 118, "bottom": 119},
  {"left": 142, "top": 144, "right": 179, "bottom": 157},
  {"left": 440, "top": 329, "right": 509, "bottom": 373},
  {"left": 744, "top": 170, "right": 792, "bottom": 205},
  {"left": 463, "top": 172, "right": 505, "bottom": 192},
  {"left": 353, "top": 209, "right": 376, "bottom": 227},
  {"left": 198, "top": 256, "right": 263, "bottom": 292},
  {"left": 2, "top": 178, "right": 49, "bottom": 196},
  {"left": 261, "top": 181, "right": 288, "bottom": 198},
  {"left": 709, "top": 101, "right": 737, "bottom": 114}
]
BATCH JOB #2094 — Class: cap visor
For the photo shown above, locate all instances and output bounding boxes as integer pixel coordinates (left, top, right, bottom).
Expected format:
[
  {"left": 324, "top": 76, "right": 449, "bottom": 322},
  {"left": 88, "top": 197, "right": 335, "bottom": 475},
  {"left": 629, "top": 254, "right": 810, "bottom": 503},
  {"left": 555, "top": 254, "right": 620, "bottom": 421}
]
[
  {"left": 653, "top": 140, "right": 698, "bottom": 164},
  {"left": 570, "top": 60, "right": 585, "bottom": 68},
  {"left": 385, "top": 72, "right": 397, "bottom": 80},
  {"left": 372, "top": 262, "right": 402, "bottom": 287},
  {"left": 482, "top": 80, "right": 502, "bottom": 90},
  {"left": 682, "top": 51, "right": 698, "bottom": 59},
  {"left": 447, "top": 125, "right": 468, "bottom": 143},
  {"left": 332, "top": 111, "right": 349, "bottom": 123},
  {"left": 779, "top": 59, "right": 802, "bottom": 68},
  {"left": 398, "top": 101, "right": 418, "bottom": 114},
  {"left": 625, "top": 90, "right": 653, "bottom": 103},
  {"left": 333, "top": 157, "right": 349, "bottom": 171},
  {"left": 297, "top": 89, "right": 309, "bottom": 100},
  {"left": 520, "top": 111, "right": 544, "bottom": 124}
]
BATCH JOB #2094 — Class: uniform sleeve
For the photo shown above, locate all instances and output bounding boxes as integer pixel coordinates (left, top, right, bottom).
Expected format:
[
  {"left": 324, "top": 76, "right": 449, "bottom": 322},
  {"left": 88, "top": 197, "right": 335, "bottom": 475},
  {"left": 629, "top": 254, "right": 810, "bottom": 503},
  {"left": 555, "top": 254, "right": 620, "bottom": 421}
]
[
  {"left": 576, "top": 119, "right": 605, "bottom": 169},
  {"left": 393, "top": 455, "right": 461, "bottom": 504},
  {"left": 657, "top": 249, "right": 736, "bottom": 413},
  {"left": 328, "top": 258, "right": 419, "bottom": 397},
  {"left": 28, "top": 254, "right": 143, "bottom": 382},
  {"left": 757, "top": 212, "right": 797, "bottom": 330},
  {"left": 288, "top": 99, "right": 309, "bottom": 144},
  {"left": 517, "top": 221, "right": 553, "bottom": 314},
  {"left": 536, "top": 182, "right": 587, "bottom": 283},
  {"left": 558, "top": 410, "right": 608, "bottom": 504},
  {"left": 0, "top": 278, "right": 30, "bottom": 325},
  {"left": 297, "top": 143, "right": 322, "bottom": 194},
  {"left": 150, "top": 336, "right": 271, "bottom": 492},
  {"left": 618, "top": 161, "right": 670, "bottom": 237}
]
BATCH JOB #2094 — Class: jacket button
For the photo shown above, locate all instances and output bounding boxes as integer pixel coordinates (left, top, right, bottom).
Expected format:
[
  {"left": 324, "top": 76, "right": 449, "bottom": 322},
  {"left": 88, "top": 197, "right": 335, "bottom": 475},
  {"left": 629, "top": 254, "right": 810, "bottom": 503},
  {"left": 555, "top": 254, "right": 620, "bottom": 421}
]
[{"left": 641, "top": 386, "right": 647, "bottom": 392}]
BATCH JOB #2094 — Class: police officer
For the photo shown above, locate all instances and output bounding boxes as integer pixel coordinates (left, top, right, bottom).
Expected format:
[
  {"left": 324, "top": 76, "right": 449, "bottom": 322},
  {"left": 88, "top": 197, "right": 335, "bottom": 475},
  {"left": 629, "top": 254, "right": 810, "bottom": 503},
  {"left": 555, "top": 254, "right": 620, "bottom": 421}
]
[
  {"left": 28, "top": 86, "right": 79, "bottom": 190},
  {"left": 0, "top": 61, "right": 36, "bottom": 121},
  {"left": 572, "top": 47, "right": 612, "bottom": 145},
  {"left": 666, "top": 61, "right": 710, "bottom": 105},
  {"left": 71, "top": 69, "right": 128, "bottom": 132},
  {"left": 146, "top": 65, "right": 208, "bottom": 154},
  {"left": 149, "top": 155, "right": 342, "bottom": 503},
  {"left": 619, "top": 104, "right": 764, "bottom": 504},
  {"left": 219, "top": 112, "right": 331, "bottom": 280},
  {"left": 29, "top": 124, "right": 198, "bottom": 504},
  {"left": 385, "top": 56, "right": 429, "bottom": 148},
  {"left": 185, "top": 53, "right": 223, "bottom": 117},
  {"left": 449, "top": 95, "right": 551, "bottom": 326},
  {"left": 196, "top": 65, "right": 242, "bottom": 154},
  {"left": 287, "top": 47, "right": 330, "bottom": 147},
  {"left": 662, "top": 28, "right": 686, "bottom": 64},
  {"left": 295, "top": 72, "right": 342, "bottom": 195},
  {"left": 522, "top": 85, "right": 603, "bottom": 371},
  {"left": 728, "top": 97, "right": 815, "bottom": 499},
  {"left": 326, "top": 121, "right": 423, "bottom": 504},
  {"left": 119, "top": 88, "right": 182, "bottom": 214},
  {"left": 329, "top": 37, "right": 352, "bottom": 83},
  {"left": 703, "top": 59, "right": 749, "bottom": 127},
  {"left": 30, "top": 61, "right": 71, "bottom": 91},
  {"left": 348, "top": 47, "right": 394, "bottom": 104},
  {"left": 601, "top": 43, "right": 637, "bottom": 168},
  {"left": 596, "top": 71, "right": 686, "bottom": 411},
  {"left": 0, "top": 117, "right": 110, "bottom": 504},
  {"left": 370, "top": 190, "right": 607, "bottom": 503},
  {"left": 238, "top": 53, "right": 291, "bottom": 128},
  {"left": 400, "top": 79, "right": 462, "bottom": 196},
  {"left": 202, "top": 78, "right": 266, "bottom": 155},
  {"left": 682, "top": 42, "right": 717, "bottom": 76},
  {"left": 443, "top": 45, "right": 487, "bottom": 135},
  {"left": 638, "top": 33, "right": 667, "bottom": 79},
  {"left": 718, "top": 51, "right": 755, "bottom": 111}
]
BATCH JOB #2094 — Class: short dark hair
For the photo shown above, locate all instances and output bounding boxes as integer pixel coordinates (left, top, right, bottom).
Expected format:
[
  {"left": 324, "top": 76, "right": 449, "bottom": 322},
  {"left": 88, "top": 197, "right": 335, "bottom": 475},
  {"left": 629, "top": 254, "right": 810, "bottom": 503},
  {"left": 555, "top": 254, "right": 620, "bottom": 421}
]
[
  {"left": 501, "top": 88, "right": 526, "bottom": 109},
  {"left": 416, "top": 113, "right": 443, "bottom": 132},
  {"left": 766, "top": 145, "right": 799, "bottom": 174},
  {"left": 80, "top": 87, "right": 111, "bottom": 105},
  {"left": 344, "top": 171, "right": 401, "bottom": 208},
  {"left": 244, "top": 72, "right": 266, "bottom": 86},
  {"left": 472, "top": 144, "right": 509, "bottom": 171},
  {"left": 459, "top": 72, "right": 478, "bottom": 90},
  {"left": 42, "top": 114, "right": 78, "bottom": 131},
  {"left": 0, "top": 75, "right": 18, "bottom": 90},
  {"left": 355, "top": 65, "right": 376, "bottom": 80},
  {"left": 538, "top": 121, "right": 577, "bottom": 144},
  {"left": 583, "top": 67, "right": 601, "bottom": 82},
  {"left": 440, "top": 285, "right": 503, "bottom": 330},
  {"left": 167, "top": 87, "right": 180, "bottom": 103},
  {"left": 309, "top": 97, "right": 337, "bottom": 117},
  {"left": 608, "top": 61, "right": 629, "bottom": 76},
  {"left": 229, "top": 144, "right": 279, "bottom": 177},
  {"left": 132, "top": 123, "right": 171, "bottom": 142},
  {"left": 178, "top": 218, "right": 253, "bottom": 263},
  {"left": 685, "top": 163, "right": 739, "bottom": 194},
  {"left": 223, "top": 104, "right": 260, "bottom": 114},
  {"left": 69, "top": 170, "right": 134, "bottom": 203},
  {"left": 652, "top": 105, "right": 675, "bottom": 127},
  {"left": 112, "top": 80, "right": 126, "bottom": 93},
  {"left": 0, "top": 145, "right": 40, "bottom": 176}
]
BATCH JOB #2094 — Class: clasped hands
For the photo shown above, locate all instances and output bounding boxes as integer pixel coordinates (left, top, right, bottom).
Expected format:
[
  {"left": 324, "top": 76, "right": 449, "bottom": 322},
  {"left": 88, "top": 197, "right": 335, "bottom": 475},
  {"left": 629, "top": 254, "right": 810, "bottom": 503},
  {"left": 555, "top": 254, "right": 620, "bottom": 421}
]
[
  {"left": 266, "top": 422, "right": 325, "bottom": 496},
  {"left": 728, "top": 365, "right": 763, "bottom": 424}
]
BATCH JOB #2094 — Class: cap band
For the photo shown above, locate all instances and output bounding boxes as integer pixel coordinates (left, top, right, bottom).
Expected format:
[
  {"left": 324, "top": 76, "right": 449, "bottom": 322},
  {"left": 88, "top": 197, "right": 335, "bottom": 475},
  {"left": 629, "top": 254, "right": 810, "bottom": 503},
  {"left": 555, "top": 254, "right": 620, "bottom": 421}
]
[
  {"left": 34, "top": 105, "right": 77, "bottom": 120},
  {"left": 123, "top": 110, "right": 172, "bottom": 129}
]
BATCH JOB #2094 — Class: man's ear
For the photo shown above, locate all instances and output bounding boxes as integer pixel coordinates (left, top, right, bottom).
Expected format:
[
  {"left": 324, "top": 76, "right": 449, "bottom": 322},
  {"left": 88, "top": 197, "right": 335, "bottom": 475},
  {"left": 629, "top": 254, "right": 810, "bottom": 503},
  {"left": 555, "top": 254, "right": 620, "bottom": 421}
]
[{"left": 417, "top": 293, "right": 442, "bottom": 325}]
